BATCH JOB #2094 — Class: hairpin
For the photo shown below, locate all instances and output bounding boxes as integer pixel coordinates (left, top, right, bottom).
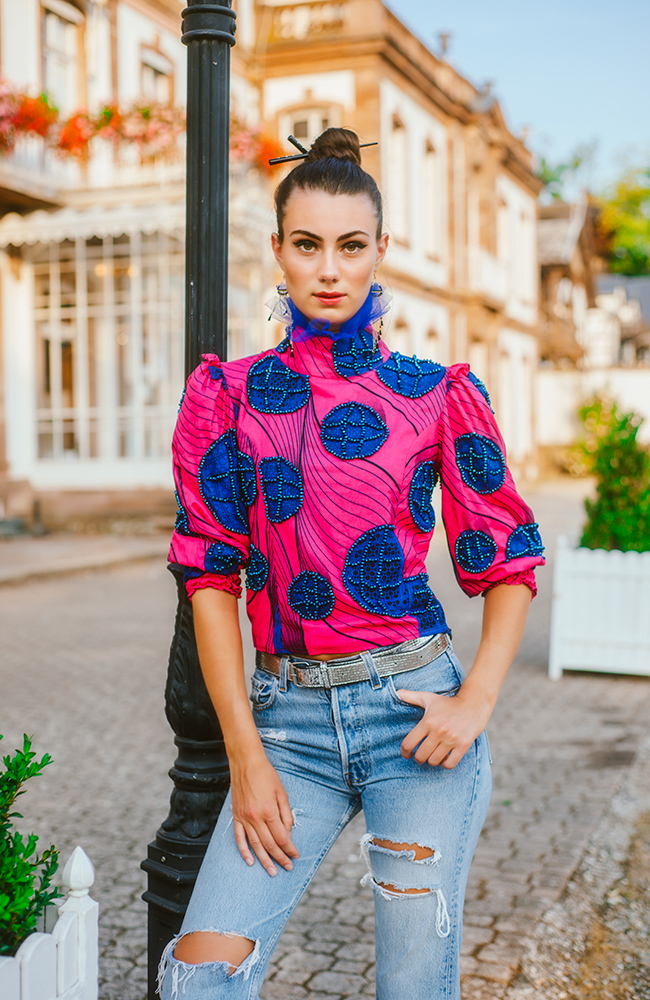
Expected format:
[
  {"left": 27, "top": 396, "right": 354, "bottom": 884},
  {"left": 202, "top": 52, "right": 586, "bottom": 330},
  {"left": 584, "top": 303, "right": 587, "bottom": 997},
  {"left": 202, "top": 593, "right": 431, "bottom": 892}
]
[{"left": 269, "top": 134, "right": 378, "bottom": 166}]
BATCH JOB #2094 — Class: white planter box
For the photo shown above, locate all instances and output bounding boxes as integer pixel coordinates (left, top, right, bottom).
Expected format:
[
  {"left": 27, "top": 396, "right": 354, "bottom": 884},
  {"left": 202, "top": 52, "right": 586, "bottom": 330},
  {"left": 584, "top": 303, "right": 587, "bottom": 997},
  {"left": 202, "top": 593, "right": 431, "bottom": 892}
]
[
  {"left": 549, "top": 536, "right": 650, "bottom": 679},
  {"left": 0, "top": 847, "right": 98, "bottom": 1000}
]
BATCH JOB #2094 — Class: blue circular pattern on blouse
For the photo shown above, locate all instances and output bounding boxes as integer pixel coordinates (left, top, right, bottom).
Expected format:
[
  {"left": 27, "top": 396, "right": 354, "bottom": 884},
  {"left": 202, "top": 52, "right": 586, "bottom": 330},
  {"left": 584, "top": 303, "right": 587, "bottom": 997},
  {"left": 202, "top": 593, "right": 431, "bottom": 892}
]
[
  {"left": 505, "top": 523, "right": 544, "bottom": 561},
  {"left": 198, "top": 430, "right": 254, "bottom": 534},
  {"left": 455, "top": 434, "right": 505, "bottom": 494},
  {"left": 331, "top": 329, "right": 382, "bottom": 378},
  {"left": 320, "top": 402, "right": 388, "bottom": 460},
  {"left": 205, "top": 540, "right": 242, "bottom": 575},
  {"left": 245, "top": 545, "right": 269, "bottom": 592},
  {"left": 275, "top": 336, "right": 290, "bottom": 354},
  {"left": 455, "top": 530, "right": 498, "bottom": 574},
  {"left": 408, "top": 461, "right": 438, "bottom": 532},
  {"left": 259, "top": 456, "right": 304, "bottom": 522},
  {"left": 288, "top": 571, "right": 335, "bottom": 620},
  {"left": 467, "top": 371, "right": 493, "bottom": 410},
  {"left": 376, "top": 354, "right": 446, "bottom": 398},
  {"left": 342, "top": 525, "right": 404, "bottom": 615},
  {"left": 247, "top": 355, "right": 310, "bottom": 414}
]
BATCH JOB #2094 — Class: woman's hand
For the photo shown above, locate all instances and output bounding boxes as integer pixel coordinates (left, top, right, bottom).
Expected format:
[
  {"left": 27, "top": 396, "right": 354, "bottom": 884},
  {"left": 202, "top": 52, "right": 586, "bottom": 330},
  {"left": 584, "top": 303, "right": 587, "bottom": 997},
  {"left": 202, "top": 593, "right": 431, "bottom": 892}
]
[
  {"left": 229, "top": 753, "right": 299, "bottom": 876},
  {"left": 396, "top": 687, "right": 492, "bottom": 769}
]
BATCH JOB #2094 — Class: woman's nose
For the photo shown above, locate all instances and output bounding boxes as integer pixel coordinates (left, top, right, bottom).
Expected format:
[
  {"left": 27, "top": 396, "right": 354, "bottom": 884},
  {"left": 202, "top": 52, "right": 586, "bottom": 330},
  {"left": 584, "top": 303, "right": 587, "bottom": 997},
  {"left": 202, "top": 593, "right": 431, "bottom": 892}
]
[{"left": 318, "top": 250, "right": 340, "bottom": 283}]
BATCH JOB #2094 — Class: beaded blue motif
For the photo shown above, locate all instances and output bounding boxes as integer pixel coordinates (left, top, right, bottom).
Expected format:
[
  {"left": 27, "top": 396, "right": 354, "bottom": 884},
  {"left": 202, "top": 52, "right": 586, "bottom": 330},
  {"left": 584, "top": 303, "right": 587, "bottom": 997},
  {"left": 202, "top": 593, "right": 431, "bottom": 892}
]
[
  {"left": 205, "top": 540, "right": 242, "bottom": 575},
  {"left": 455, "top": 530, "right": 498, "bottom": 574},
  {"left": 288, "top": 571, "right": 335, "bottom": 620},
  {"left": 247, "top": 355, "right": 310, "bottom": 414},
  {"left": 177, "top": 387, "right": 186, "bottom": 414},
  {"left": 376, "top": 354, "right": 446, "bottom": 398},
  {"left": 331, "top": 328, "right": 382, "bottom": 378},
  {"left": 275, "top": 337, "right": 290, "bottom": 354},
  {"left": 246, "top": 545, "right": 269, "bottom": 591},
  {"left": 455, "top": 434, "right": 505, "bottom": 494},
  {"left": 174, "top": 491, "right": 192, "bottom": 536},
  {"left": 408, "top": 462, "right": 438, "bottom": 532},
  {"left": 259, "top": 456, "right": 304, "bottom": 522},
  {"left": 320, "top": 402, "right": 388, "bottom": 460},
  {"left": 342, "top": 526, "right": 404, "bottom": 615},
  {"left": 467, "top": 371, "right": 493, "bottom": 411},
  {"left": 505, "top": 523, "right": 544, "bottom": 561},
  {"left": 198, "top": 430, "right": 257, "bottom": 534}
]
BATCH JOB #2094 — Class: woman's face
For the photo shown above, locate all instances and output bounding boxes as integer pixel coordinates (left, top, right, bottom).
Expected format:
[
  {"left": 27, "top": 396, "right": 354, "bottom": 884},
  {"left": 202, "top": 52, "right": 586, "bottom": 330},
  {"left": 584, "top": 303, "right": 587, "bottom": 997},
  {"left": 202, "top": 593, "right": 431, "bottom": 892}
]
[{"left": 271, "top": 188, "right": 389, "bottom": 329}]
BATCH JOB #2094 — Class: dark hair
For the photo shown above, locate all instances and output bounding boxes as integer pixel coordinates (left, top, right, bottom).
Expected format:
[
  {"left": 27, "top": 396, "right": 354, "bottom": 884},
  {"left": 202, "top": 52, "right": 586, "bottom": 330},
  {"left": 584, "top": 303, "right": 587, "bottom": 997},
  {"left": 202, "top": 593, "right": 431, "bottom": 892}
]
[{"left": 274, "top": 128, "right": 383, "bottom": 241}]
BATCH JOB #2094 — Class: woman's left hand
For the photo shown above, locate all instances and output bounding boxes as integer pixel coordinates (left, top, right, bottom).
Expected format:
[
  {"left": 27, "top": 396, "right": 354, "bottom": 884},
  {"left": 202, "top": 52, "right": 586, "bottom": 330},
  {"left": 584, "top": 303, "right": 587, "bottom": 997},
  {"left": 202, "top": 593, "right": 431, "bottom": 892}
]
[{"left": 395, "top": 687, "right": 492, "bottom": 769}]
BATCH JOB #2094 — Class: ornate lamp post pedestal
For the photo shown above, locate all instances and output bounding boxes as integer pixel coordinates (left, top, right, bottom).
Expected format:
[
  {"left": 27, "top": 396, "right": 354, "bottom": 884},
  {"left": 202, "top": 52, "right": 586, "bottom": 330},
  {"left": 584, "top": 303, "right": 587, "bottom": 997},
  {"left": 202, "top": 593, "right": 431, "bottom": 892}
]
[{"left": 141, "top": 3, "right": 236, "bottom": 995}]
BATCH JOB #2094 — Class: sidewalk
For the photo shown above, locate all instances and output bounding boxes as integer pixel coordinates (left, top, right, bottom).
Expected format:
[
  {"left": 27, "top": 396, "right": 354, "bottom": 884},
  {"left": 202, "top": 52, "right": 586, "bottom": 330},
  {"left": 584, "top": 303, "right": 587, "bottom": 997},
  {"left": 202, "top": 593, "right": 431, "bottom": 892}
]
[
  {"left": 2, "top": 476, "right": 649, "bottom": 1000},
  {"left": 0, "top": 531, "right": 169, "bottom": 586}
]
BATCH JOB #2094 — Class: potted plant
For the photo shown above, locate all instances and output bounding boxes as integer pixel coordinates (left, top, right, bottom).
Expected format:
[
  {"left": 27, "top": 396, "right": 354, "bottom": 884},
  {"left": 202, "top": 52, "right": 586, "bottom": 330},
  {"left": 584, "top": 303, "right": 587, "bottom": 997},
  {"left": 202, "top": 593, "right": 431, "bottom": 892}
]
[
  {"left": 549, "top": 396, "right": 650, "bottom": 678},
  {"left": 0, "top": 734, "right": 99, "bottom": 1000}
]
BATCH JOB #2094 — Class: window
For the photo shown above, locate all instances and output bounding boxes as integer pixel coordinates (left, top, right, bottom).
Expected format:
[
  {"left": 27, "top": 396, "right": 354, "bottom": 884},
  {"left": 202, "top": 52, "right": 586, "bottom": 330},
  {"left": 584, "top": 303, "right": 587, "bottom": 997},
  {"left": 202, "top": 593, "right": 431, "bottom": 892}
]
[
  {"left": 387, "top": 114, "right": 408, "bottom": 242},
  {"left": 41, "top": 0, "right": 83, "bottom": 116},
  {"left": 279, "top": 106, "right": 337, "bottom": 148},
  {"left": 141, "top": 46, "right": 174, "bottom": 104},
  {"left": 423, "top": 140, "right": 438, "bottom": 257},
  {"left": 31, "top": 232, "right": 184, "bottom": 461}
]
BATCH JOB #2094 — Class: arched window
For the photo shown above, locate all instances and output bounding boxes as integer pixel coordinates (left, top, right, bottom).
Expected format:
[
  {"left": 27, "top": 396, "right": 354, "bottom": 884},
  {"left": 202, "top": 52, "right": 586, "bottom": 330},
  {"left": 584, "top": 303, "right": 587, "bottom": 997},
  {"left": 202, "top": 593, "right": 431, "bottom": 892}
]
[
  {"left": 41, "top": 0, "right": 84, "bottom": 116},
  {"left": 278, "top": 105, "right": 339, "bottom": 149},
  {"left": 423, "top": 140, "right": 438, "bottom": 257},
  {"left": 387, "top": 113, "right": 408, "bottom": 242}
]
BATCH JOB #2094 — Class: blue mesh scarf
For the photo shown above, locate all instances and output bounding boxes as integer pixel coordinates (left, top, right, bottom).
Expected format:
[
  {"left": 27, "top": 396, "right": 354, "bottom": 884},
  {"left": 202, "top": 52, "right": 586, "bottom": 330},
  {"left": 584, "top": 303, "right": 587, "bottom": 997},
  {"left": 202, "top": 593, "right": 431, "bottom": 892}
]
[{"left": 267, "top": 285, "right": 392, "bottom": 343}]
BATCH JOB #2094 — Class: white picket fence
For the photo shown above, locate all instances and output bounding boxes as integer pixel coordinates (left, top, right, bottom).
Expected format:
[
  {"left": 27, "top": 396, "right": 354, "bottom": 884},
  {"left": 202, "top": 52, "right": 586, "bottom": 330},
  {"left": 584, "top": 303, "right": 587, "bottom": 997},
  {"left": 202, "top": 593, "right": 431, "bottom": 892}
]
[
  {"left": 0, "top": 847, "right": 98, "bottom": 1000},
  {"left": 549, "top": 536, "right": 650, "bottom": 679}
]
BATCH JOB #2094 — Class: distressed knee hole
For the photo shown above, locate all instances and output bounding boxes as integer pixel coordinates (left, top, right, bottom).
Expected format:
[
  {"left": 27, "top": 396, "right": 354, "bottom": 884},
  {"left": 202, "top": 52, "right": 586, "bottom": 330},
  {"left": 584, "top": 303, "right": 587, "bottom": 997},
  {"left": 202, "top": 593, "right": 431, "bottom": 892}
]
[
  {"left": 371, "top": 837, "right": 436, "bottom": 861},
  {"left": 173, "top": 931, "right": 255, "bottom": 971}
]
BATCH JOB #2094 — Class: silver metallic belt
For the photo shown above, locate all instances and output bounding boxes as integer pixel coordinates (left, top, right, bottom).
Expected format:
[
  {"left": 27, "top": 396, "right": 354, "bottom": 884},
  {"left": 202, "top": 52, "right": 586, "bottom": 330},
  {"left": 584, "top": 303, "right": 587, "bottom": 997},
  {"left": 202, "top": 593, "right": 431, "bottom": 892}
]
[{"left": 255, "top": 633, "right": 450, "bottom": 689}]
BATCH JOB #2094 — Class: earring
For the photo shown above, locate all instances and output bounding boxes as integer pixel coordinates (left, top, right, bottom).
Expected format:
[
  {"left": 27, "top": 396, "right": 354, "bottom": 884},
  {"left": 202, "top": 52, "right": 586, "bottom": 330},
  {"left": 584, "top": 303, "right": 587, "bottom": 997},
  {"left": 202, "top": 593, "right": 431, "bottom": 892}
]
[
  {"left": 370, "top": 280, "right": 383, "bottom": 297},
  {"left": 277, "top": 282, "right": 288, "bottom": 296}
]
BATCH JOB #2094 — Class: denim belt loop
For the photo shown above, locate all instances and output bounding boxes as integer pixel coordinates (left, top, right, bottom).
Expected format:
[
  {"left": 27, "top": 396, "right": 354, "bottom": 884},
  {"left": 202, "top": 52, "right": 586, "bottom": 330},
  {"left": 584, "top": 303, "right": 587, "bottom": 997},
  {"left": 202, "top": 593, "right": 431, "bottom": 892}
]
[
  {"left": 361, "top": 650, "right": 382, "bottom": 690},
  {"left": 279, "top": 656, "right": 289, "bottom": 692}
]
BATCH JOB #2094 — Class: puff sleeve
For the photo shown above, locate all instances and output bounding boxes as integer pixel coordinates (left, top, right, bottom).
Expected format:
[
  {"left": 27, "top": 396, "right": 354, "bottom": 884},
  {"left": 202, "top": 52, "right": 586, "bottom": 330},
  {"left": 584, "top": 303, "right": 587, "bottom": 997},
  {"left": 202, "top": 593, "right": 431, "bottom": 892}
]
[
  {"left": 168, "top": 354, "right": 253, "bottom": 599},
  {"left": 438, "top": 364, "right": 545, "bottom": 597}
]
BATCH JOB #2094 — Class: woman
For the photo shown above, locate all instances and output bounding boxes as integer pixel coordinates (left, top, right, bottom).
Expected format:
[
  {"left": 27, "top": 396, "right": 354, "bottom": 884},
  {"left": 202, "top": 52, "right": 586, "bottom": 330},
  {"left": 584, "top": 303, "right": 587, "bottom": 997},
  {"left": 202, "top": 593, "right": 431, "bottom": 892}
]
[{"left": 159, "top": 127, "right": 544, "bottom": 1000}]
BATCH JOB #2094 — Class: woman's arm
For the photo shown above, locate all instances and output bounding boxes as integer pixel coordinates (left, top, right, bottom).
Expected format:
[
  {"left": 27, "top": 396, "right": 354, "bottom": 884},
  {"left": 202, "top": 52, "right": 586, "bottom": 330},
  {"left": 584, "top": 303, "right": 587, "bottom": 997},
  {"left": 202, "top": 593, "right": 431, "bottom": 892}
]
[
  {"left": 397, "top": 582, "right": 532, "bottom": 768},
  {"left": 191, "top": 587, "right": 299, "bottom": 874}
]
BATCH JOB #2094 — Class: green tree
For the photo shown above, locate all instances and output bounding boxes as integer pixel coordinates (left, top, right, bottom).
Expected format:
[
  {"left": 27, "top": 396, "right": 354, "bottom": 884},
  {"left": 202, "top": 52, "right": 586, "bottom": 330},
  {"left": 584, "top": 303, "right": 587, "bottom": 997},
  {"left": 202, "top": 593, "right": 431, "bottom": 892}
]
[
  {"left": 598, "top": 167, "right": 650, "bottom": 275},
  {"left": 536, "top": 150, "right": 585, "bottom": 201},
  {"left": 571, "top": 396, "right": 650, "bottom": 552},
  {"left": 0, "top": 735, "right": 61, "bottom": 956}
]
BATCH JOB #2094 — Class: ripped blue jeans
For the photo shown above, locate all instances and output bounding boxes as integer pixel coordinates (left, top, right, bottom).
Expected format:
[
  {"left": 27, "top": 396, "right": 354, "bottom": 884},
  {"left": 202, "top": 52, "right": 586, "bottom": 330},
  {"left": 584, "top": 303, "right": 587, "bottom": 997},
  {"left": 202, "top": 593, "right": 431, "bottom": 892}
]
[{"left": 158, "top": 638, "right": 492, "bottom": 1000}]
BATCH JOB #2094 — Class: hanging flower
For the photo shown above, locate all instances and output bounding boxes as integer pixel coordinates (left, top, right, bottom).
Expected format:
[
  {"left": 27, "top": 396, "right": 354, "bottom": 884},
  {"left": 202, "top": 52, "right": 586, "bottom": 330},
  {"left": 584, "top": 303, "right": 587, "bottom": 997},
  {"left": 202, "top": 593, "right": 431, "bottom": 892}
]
[
  {"left": 94, "top": 104, "right": 123, "bottom": 144},
  {"left": 13, "top": 94, "right": 58, "bottom": 138},
  {"left": 56, "top": 112, "right": 95, "bottom": 159},
  {"left": 230, "top": 114, "right": 285, "bottom": 174},
  {"left": 0, "top": 80, "right": 18, "bottom": 151}
]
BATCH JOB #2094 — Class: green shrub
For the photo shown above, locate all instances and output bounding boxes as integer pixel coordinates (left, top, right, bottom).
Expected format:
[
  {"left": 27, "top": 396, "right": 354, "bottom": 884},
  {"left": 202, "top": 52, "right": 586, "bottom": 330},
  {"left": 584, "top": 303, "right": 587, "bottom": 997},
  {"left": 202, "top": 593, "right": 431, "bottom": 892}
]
[
  {"left": 0, "top": 734, "right": 61, "bottom": 956},
  {"left": 572, "top": 395, "right": 650, "bottom": 551}
]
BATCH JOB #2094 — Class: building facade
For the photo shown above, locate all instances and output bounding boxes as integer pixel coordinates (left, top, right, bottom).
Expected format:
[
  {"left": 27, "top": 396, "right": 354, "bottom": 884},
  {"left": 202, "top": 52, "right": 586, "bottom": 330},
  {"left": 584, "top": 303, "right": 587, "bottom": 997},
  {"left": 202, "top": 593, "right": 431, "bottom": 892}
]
[{"left": 0, "top": 0, "right": 542, "bottom": 527}]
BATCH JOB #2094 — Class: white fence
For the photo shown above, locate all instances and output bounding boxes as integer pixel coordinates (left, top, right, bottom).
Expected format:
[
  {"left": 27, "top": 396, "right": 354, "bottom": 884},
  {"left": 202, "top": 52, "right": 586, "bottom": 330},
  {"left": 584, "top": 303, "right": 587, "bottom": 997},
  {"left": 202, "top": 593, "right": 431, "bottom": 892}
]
[
  {"left": 0, "top": 847, "right": 98, "bottom": 1000},
  {"left": 549, "top": 536, "right": 650, "bottom": 679}
]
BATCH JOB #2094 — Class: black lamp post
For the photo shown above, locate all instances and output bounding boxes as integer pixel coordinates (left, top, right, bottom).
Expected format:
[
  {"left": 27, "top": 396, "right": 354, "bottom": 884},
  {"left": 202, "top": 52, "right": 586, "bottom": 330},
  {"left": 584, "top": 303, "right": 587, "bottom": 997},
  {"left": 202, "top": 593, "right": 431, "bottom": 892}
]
[{"left": 141, "top": 3, "right": 236, "bottom": 996}]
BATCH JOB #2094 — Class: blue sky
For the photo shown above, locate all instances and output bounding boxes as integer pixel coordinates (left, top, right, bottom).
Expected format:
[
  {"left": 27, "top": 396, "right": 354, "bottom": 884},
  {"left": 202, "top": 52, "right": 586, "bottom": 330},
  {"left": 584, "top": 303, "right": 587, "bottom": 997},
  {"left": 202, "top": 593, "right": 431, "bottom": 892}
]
[{"left": 387, "top": 0, "right": 649, "bottom": 196}]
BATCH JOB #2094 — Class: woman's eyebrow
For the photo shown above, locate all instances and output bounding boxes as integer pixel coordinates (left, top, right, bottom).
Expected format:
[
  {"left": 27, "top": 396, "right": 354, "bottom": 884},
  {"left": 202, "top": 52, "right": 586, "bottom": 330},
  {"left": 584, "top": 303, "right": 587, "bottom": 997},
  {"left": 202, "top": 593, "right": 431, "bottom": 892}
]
[
  {"left": 289, "top": 230, "right": 322, "bottom": 240},
  {"left": 338, "top": 230, "right": 370, "bottom": 240},
  {"left": 288, "top": 229, "right": 371, "bottom": 241}
]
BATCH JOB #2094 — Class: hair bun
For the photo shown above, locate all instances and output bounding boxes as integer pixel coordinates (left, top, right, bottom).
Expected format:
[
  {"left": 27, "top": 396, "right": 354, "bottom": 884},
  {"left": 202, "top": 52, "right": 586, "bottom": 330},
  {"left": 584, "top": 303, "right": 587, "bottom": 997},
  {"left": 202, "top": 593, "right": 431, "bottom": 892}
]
[{"left": 307, "top": 127, "right": 361, "bottom": 166}]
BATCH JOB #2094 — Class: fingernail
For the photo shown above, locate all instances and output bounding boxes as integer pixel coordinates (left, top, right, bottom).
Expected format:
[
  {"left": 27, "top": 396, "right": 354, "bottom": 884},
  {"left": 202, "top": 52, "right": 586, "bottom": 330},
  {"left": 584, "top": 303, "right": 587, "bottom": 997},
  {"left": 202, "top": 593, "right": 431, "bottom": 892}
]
[
  {"left": 285, "top": 862, "right": 293, "bottom": 870},
  {"left": 269, "top": 866, "right": 277, "bottom": 876},
  {"left": 246, "top": 858, "right": 254, "bottom": 866}
]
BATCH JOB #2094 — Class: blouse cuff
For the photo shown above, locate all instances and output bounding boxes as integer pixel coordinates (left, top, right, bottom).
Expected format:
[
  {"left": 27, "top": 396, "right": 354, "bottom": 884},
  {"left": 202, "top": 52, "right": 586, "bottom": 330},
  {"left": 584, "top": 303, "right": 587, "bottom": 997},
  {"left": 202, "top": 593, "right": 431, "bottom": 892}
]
[
  {"left": 186, "top": 572, "right": 242, "bottom": 601},
  {"left": 481, "top": 569, "right": 538, "bottom": 599}
]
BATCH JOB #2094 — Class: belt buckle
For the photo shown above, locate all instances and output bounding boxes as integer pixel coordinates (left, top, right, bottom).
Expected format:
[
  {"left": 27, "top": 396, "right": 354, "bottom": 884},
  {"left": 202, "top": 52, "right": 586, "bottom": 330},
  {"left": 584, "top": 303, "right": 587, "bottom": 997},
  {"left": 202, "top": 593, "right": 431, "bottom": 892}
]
[{"left": 293, "top": 662, "right": 330, "bottom": 688}]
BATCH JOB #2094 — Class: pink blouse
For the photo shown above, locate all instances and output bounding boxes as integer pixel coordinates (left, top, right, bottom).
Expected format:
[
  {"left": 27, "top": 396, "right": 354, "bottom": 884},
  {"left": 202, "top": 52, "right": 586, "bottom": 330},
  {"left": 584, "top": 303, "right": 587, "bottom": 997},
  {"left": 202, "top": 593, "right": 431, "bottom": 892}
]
[{"left": 169, "top": 325, "right": 544, "bottom": 657}]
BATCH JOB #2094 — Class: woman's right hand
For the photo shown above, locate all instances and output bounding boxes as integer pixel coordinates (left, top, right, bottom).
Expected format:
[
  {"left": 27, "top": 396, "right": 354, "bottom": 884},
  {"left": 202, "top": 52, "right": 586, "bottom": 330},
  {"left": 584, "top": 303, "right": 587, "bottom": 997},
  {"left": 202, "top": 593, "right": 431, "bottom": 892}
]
[{"left": 229, "top": 754, "right": 299, "bottom": 876}]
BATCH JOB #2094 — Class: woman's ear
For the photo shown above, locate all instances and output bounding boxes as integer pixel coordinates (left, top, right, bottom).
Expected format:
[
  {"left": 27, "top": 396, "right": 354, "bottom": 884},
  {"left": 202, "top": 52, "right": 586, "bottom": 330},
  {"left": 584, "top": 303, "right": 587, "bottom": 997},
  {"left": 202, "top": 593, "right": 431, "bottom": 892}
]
[
  {"left": 271, "top": 232, "right": 283, "bottom": 269},
  {"left": 375, "top": 232, "right": 389, "bottom": 270}
]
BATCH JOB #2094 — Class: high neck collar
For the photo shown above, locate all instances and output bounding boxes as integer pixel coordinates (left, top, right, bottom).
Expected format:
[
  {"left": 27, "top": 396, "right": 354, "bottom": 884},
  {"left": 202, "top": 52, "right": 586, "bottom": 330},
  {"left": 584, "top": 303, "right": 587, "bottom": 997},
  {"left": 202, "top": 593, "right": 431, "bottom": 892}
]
[{"left": 270, "top": 286, "right": 392, "bottom": 378}]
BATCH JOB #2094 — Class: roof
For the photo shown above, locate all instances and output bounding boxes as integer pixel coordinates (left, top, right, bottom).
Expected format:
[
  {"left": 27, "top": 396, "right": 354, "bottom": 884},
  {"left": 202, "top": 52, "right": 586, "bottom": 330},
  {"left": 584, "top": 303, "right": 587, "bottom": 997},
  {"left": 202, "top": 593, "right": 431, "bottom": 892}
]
[{"left": 538, "top": 197, "right": 588, "bottom": 266}]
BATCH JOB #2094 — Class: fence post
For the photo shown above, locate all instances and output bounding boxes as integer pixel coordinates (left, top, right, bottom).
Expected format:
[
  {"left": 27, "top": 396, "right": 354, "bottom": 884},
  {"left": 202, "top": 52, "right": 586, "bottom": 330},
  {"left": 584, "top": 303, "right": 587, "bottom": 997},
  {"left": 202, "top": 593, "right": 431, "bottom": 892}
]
[{"left": 141, "top": 2, "right": 236, "bottom": 996}]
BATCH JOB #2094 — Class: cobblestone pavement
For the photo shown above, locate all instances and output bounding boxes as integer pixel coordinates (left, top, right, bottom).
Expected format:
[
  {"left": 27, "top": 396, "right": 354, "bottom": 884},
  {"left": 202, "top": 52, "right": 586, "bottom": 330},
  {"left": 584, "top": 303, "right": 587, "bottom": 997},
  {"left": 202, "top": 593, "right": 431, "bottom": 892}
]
[{"left": 2, "top": 479, "right": 649, "bottom": 999}]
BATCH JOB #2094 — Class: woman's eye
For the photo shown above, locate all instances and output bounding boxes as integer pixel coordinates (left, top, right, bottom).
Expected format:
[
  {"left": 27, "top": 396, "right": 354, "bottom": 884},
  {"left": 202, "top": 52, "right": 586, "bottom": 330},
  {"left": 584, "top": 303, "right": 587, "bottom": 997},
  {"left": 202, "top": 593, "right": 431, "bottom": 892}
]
[
  {"left": 343, "top": 242, "right": 367, "bottom": 253},
  {"left": 294, "top": 240, "right": 316, "bottom": 251}
]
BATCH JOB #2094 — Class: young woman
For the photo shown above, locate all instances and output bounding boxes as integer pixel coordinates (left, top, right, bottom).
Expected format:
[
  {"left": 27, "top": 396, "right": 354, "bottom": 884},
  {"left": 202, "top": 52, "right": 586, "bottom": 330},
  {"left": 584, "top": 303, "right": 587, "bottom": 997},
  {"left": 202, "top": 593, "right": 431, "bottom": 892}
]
[{"left": 159, "top": 128, "right": 544, "bottom": 1000}]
